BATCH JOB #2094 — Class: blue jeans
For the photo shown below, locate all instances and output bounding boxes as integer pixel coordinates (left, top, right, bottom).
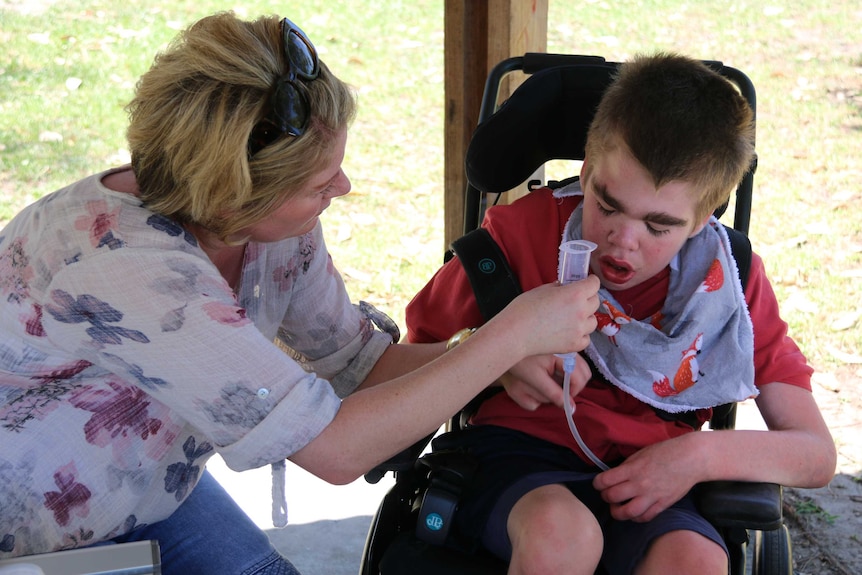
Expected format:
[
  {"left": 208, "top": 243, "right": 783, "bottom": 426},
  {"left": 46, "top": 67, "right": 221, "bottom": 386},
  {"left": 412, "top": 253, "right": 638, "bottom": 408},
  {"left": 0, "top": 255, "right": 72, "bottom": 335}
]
[{"left": 112, "top": 469, "right": 299, "bottom": 575}]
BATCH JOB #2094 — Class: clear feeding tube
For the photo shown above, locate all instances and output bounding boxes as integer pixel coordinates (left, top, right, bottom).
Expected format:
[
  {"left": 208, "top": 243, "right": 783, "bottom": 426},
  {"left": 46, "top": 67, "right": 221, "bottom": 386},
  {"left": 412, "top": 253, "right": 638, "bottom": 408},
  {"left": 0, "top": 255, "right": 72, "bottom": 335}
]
[{"left": 557, "top": 240, "right": 610, "bottom": 471}]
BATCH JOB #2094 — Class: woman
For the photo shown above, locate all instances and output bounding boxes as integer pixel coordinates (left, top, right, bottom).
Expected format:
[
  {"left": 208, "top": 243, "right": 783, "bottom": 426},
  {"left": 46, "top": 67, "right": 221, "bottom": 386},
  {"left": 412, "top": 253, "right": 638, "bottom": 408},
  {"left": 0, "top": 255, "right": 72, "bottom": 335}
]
[{"left": 0, "top": 12, "right": 600, "bottom": 574}]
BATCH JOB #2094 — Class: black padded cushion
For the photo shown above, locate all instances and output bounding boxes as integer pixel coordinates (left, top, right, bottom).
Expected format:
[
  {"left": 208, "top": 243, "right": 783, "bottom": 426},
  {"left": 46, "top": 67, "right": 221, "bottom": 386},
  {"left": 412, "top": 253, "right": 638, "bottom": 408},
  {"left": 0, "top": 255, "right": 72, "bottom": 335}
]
[
  {"left": 696, "top": 481, "right": 783, "bottom": 531},
  {"left": 380, "top": 532, "right": 507, "bottom": 575},
  {"left": 465, "top": 63, "right": 618, "bottom": 194}
]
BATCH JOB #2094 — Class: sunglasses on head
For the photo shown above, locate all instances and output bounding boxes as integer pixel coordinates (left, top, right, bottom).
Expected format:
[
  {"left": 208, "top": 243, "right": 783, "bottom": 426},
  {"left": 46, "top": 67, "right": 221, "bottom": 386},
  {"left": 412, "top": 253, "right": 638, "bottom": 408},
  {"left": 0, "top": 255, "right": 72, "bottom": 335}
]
[{"left": 248, "top": 18, "right": 320, "bottom": 157}]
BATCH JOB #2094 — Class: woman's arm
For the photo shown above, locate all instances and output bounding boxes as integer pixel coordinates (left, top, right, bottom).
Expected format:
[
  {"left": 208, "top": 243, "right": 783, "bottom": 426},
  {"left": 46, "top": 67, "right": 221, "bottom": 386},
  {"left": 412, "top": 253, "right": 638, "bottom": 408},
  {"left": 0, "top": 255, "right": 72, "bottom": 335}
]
[
  {"left": 354, "top": 341, "right": 448, "bottom": 390},
  {"left": 289, "top": 277, "right": 600, "bottom": 484}
]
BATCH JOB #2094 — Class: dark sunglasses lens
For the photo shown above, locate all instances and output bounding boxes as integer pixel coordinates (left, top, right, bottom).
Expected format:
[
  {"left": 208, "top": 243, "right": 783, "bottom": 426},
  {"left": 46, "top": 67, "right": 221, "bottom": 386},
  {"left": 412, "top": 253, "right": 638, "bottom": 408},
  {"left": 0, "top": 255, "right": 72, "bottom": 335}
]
[
  {"left": 271, "top": 81, "right": 309, "bottom": 136},
  {"left": 248, "top": 120, "right": 280, "bottom": 156},
  {"left": 285, "top": 30, "right": 317, "bottom": 78},
  {"left": 248, "top": 19, "right": 318, "bottom": 157}
]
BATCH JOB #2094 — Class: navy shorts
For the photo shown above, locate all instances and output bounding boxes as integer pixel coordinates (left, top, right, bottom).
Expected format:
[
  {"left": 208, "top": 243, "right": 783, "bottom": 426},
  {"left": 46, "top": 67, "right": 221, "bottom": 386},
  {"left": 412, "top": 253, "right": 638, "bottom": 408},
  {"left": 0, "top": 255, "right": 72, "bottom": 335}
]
[{"left": 433, "top": 426, "right": 727, "bottom": 574}]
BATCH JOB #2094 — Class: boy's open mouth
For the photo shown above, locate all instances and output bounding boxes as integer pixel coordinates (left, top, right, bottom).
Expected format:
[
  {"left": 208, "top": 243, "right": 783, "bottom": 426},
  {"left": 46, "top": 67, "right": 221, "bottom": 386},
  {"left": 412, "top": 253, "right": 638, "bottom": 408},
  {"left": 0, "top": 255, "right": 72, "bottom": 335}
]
[{"left": 599, "top": 255, "right": 635, "bottom": 285}]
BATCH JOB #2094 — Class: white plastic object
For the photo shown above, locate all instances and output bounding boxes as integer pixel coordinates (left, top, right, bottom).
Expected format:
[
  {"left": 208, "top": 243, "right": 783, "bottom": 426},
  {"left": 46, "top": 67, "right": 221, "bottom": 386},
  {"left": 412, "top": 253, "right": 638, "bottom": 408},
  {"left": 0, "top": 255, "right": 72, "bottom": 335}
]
[
  {"left": 556, "top": 239, "right": 609, "bottom": 470},
  {"left": 558, "top": 239, "right": 597, "bottom": 284}
]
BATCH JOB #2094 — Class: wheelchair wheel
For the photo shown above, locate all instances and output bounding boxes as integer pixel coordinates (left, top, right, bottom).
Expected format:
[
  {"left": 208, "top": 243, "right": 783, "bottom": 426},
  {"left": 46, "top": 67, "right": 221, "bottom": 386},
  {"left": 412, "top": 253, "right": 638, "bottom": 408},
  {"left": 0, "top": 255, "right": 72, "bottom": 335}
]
[{"left": 753, "top": 525, "right": 793, "bottom": 575}]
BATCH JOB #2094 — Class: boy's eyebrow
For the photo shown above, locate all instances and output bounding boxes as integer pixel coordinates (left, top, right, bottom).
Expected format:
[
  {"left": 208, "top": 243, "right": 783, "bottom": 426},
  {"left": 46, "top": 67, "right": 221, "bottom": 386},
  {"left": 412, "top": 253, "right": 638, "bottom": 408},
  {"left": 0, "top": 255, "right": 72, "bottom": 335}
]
[{"left": 593, "top": 181, "right": 689, "bottom": 228}]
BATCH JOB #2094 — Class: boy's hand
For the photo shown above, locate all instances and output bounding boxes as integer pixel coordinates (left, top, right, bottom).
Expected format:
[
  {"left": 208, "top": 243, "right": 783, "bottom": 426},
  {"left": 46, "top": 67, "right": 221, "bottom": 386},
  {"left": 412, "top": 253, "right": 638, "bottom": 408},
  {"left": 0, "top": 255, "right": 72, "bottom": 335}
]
[
  {"left": 500, "top": 353, "right": 591, "bottom": 410},
  {"left": 592, "top": 436, "right": 700, "bottom": 522}
]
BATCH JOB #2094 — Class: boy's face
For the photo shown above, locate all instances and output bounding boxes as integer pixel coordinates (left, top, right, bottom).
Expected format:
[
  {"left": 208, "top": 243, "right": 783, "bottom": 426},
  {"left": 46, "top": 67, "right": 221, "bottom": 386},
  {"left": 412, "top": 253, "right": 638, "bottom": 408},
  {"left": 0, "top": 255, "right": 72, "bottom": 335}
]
[{"left": 580, "top": 144, "right": 708, "bottom": 291}]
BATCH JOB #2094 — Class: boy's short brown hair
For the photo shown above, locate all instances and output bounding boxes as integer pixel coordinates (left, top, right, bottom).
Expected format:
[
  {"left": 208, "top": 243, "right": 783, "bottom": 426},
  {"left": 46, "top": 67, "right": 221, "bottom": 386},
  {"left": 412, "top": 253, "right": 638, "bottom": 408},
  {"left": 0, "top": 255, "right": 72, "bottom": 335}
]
[{"left": 585, "top": 52, "right": 755, "bottom": 223}]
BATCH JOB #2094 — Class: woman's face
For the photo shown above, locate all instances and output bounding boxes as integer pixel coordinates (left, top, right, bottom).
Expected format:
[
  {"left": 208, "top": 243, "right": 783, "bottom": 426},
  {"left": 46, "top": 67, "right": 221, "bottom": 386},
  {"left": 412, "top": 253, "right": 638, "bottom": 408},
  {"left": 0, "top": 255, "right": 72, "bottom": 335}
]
[
  {"left": 243, "top": 128, "right": 351, "bottom": 243},
  {"left": 580, "top": 144, "right": 708, "bottom": 291}
]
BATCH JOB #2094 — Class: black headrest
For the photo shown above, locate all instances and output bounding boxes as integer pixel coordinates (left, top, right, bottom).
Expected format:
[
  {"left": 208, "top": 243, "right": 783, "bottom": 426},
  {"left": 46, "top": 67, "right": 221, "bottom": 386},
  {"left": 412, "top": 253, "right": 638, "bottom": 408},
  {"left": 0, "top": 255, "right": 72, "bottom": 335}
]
[{"left": 465, "top": 63, "right": 618, "bottom": 194}]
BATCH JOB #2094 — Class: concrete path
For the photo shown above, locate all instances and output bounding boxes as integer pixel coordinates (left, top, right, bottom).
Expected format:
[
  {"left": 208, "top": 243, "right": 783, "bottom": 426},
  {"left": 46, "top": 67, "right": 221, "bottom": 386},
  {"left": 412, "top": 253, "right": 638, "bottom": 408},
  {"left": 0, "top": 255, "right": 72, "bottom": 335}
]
[{"left": 207, "top": 455, "right": 395, "bottom": 575}]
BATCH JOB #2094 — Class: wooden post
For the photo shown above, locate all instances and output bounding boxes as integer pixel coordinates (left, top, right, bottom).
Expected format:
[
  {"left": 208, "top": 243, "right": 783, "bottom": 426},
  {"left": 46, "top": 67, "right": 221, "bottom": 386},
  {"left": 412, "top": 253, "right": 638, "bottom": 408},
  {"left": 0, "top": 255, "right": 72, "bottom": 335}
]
[{"left": 443, "top": 0, "right": 547, "bottom": 247}]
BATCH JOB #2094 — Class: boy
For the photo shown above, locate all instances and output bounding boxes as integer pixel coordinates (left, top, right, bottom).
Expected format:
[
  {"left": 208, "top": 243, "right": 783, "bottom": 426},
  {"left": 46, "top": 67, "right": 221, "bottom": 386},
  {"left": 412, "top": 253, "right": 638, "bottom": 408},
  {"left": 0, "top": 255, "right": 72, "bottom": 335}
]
[{"left": 406, "top": 53, "right": 836, "bottom": 574}]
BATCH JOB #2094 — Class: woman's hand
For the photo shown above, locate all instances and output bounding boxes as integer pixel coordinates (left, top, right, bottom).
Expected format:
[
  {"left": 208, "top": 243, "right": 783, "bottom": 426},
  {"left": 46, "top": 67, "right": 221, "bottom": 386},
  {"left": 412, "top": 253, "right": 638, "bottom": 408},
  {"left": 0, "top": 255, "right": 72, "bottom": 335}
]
[
  {"left": 500, "top": 353, "right": 592, "bottom": 410},
  {"left": 497, "top": 276, "right": 600, "bottom": 359}
]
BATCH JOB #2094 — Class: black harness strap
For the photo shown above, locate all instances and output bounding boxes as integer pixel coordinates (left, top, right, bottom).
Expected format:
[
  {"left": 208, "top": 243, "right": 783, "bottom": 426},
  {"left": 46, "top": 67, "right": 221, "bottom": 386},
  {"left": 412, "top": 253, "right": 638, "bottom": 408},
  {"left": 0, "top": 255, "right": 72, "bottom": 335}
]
[
  {"left": 724, "top": 226, "right": 752, "bottom": 290},
  {"left": 450, "top": 228, "right": 523, "bottom": 322}
]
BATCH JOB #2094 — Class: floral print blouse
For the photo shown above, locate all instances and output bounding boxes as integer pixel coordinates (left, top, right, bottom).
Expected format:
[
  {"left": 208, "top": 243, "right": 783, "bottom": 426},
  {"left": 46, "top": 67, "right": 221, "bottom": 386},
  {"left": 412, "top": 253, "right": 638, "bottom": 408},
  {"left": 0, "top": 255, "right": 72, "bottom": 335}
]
[{"left": 0, "top": 167, "right": 394, "bottom": 557}]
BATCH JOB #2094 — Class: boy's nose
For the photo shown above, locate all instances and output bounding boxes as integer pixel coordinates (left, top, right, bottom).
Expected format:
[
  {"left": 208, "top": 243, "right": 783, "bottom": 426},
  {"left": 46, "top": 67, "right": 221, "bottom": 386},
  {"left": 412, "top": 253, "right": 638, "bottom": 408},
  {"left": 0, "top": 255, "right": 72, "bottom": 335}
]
[{"left": 608, "top": 222, "right": 639, "bottom": 251}]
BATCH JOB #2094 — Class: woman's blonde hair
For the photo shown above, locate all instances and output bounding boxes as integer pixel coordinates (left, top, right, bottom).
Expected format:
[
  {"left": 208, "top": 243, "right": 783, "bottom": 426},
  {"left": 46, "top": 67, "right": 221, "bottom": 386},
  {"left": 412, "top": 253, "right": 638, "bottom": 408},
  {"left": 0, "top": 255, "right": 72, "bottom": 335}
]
[
  {"left": 584, "top": 53, "right": 755, "bottom": 224},
  {"left": 126, "top": 11, "right": 356, "bottom": 242}
]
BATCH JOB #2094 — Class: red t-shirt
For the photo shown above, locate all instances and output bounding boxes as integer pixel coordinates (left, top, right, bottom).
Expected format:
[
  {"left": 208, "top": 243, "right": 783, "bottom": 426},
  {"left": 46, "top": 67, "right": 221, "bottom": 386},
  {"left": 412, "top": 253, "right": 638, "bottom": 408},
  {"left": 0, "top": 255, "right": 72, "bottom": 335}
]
[{"left": 406, "top": 188, "right": 812, "bottom": 465}]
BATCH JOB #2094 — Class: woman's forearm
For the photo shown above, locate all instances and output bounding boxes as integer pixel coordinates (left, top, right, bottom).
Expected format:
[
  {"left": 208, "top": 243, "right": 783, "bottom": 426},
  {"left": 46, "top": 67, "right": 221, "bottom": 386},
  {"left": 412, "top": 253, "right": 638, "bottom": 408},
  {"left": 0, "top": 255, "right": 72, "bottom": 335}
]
[
  {"left": 290, "top": 278, "right": 600, "bottom": 483},
  {"left": 289, "top": 323, "right": 525, "bottom": 483},
  {"left": 356, "top": 341, "right": 448, "bottom": 390}
]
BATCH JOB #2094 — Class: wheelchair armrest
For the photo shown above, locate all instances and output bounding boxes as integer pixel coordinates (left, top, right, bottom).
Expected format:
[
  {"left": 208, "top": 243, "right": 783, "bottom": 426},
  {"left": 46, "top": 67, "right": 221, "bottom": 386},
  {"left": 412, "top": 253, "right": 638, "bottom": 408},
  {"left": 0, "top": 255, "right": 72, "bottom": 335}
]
[
  {"left": 364, "top": 432, "right": 436, "bottom": 484},
  {"left": 415, "top": 450, "right": 478, "bottom": 487},
  {"left": 695, "top": 480, "right": 783, "bottom": 531}
]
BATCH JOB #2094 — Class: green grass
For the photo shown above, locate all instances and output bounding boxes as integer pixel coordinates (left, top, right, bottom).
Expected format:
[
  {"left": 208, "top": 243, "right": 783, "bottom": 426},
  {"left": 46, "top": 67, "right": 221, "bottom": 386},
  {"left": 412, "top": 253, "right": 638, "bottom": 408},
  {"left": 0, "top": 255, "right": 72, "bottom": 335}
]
[
  {"left": 794, "top": 498, "right": 839, "bottom": 524},
  {"left": 1, "top": 0, "right": 860, "bottom": 384}
]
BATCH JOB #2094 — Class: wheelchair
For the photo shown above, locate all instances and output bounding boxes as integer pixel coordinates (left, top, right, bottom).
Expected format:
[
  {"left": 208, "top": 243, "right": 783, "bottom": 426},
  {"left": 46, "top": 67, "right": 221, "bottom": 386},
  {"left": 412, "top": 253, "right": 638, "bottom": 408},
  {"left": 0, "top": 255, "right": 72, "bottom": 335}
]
[{"left": 360, "top": 53, "right": 792, "bottom": 575}]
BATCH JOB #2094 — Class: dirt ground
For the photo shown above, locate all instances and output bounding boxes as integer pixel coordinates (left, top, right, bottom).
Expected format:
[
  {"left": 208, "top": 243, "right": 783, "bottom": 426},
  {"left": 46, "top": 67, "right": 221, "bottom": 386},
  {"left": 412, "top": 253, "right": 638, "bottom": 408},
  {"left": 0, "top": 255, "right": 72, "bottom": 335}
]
[{"left": 779, "top": 366, "right": 862, "bottom": 574}]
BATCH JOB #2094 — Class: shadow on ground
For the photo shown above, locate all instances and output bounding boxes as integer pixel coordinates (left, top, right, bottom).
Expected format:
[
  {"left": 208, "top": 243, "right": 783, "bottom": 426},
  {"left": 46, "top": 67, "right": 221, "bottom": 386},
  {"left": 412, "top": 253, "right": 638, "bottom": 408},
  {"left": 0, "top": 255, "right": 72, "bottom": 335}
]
[
  {"left": 784, "top": 473, "right": 862, "bottom": 575},
  {"left": 781, "top": 371, "right": 862, "bottom": 575},
  {"left": 267, "top": 516, "right": 372, "bottom": 575}
]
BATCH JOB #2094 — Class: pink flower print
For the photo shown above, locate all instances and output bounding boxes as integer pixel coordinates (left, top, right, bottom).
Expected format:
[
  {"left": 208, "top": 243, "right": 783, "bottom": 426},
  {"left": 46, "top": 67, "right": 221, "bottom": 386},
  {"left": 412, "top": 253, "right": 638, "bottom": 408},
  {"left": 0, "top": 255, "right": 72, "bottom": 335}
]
[
  {"left": 1, "top": 360, "right": 93, "bottom": 432},
  {"left": 22, "top": 303, "right": 45, "bottom": 336},
  {"left": 0, "top": 237, "right": 34, "bottom": 304},
  {"left": 272, "top": 265, "right": 293, "bottom": 292},
  {"left": 297, "top": 233, "right": 315, "bottom": 273},
  {"left": 74, "top": 200, "right": 121, "bottom": 248},
  {"left": 202, "top": 301, "right": 251, "bottom": 326},
  {"left": 34, "top": 359, "right": 93, "bottom": 384},
  {"left": 43, "top": 462, "right": 92, "bottom": 526},
  {"left": 69, "top": 381, "right": 163, "bottom": 449},
  {"left": 272, "top": 233, "right": 318, "bottom": 292}
]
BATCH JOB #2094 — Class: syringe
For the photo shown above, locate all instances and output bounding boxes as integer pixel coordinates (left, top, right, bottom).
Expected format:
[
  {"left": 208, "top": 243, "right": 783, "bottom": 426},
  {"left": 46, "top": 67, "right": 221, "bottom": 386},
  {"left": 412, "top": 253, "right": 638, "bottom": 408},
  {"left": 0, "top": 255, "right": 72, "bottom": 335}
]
[{"left": 557, "top": 240, "right": 609, "bottom": 471}]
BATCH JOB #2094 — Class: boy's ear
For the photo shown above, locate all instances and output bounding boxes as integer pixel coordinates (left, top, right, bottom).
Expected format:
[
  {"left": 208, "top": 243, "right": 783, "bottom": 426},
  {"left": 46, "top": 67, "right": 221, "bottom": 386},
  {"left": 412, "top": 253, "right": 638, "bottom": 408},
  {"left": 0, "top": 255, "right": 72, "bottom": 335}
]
[{"left": 688, "top": 214, "right": 712, "bottom": 238}]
